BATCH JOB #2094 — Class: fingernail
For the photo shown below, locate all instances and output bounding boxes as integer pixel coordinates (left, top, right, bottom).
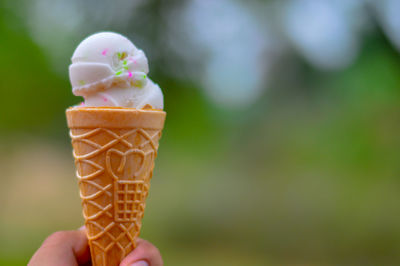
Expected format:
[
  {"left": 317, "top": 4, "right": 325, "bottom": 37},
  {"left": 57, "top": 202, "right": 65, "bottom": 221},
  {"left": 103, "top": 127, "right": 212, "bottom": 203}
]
[{"left": 131, "top": 260, "right": 149, "bottom": 266}]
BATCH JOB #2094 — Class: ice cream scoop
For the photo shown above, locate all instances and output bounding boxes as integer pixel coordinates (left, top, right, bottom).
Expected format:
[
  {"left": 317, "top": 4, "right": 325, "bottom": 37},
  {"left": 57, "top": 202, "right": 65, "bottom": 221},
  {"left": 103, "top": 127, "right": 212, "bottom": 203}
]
[{"left": 69, "top": 32, "right": 163, "bottom": 109}]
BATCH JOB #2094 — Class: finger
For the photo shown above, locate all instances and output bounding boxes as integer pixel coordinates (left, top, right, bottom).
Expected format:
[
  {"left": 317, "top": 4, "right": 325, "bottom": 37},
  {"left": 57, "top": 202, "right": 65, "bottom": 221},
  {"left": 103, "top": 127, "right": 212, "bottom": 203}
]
[
  {"left": 120, "top": 238, "right": 163, "bottom": 266},
  {"left": 28, "top": 228, "right": 90, "bottom": 266}
]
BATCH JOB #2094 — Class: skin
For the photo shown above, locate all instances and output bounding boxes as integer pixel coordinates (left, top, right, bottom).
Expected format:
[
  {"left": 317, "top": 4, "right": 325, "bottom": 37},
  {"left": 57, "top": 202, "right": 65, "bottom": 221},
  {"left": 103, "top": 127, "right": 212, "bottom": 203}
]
[{"left": 28, "top": 227, "right": 163, "bottom": 266}]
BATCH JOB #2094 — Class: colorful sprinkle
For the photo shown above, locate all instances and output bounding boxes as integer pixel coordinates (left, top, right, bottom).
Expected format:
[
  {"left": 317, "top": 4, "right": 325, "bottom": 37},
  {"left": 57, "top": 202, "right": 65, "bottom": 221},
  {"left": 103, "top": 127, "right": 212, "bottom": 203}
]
[
  {"left": 115, "top": 70, "right": 123, "bottom": 76},
  {"left": 80, "top": 102, "right": 85, "bottom": 106},
  {"left": 123, "top": 60, "right": 127, "bottom": 65},
  {"left": 102, "top": 96, "right": 108, "bottom": 102},
  {"left": 143, "top": 74, "right": 146, "bottom": 79},
  {"left": 123, "top": 66, "right": 129, "bottom": 70},
  {"left": 79, "top": 80, "right": 86, "bottom": 85},
  {"left": 102, "top": 48, "right": 108, "bottom": 56},
  {"left": 128, "top": 71, "right": 133, "bottom": 78},
  {"left": 117, "top": 52, "right": 121, "bottom": 59}
]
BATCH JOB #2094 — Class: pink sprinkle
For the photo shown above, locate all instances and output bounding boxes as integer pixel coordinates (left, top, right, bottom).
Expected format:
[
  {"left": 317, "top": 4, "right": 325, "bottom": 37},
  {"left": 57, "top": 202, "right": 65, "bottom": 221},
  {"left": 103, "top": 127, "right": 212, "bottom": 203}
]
[
  {"left": 101, "top": 48, "right": 108, "bottom": 56},
  {"left": 80, "top": 102, "right": 85, "bottom": 106},
  {"left": 102, "top": 96, "right": 108, "bottom": 102},
  {"left": 128, "top": 71, "right": 133, "bottom": 78}
]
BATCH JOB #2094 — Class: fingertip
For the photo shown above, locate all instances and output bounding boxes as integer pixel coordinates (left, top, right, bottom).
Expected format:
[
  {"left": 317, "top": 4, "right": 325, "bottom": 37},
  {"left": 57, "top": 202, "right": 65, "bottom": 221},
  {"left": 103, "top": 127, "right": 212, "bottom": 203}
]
[
  {"left": 120, "top": 259, "right": 149, "bottom": 266},
  {"left": 72, "top": 230, "right": 90, "bottom": 264},
  {"left": 130, "top": 260, "right": 149, "bottom": 266},
  {"left": 78, "top": 225, "right": 86, "bottom": 231},
  {"left": 120, "top": 239, "right": 163, "bottom": 266}
]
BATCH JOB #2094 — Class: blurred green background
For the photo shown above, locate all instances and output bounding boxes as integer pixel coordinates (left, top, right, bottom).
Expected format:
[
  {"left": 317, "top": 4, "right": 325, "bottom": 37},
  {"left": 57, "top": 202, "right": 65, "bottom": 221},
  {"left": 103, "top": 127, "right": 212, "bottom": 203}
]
[{"left": 1, "top": 0, "right": 400, "bottom": 265}]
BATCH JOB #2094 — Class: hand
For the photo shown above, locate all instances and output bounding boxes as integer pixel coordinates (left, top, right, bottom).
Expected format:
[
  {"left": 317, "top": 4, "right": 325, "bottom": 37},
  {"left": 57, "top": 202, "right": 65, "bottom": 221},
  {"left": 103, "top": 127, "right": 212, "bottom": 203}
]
[{"left": 29, "top": 227, "right": 163, "bottom": 266}]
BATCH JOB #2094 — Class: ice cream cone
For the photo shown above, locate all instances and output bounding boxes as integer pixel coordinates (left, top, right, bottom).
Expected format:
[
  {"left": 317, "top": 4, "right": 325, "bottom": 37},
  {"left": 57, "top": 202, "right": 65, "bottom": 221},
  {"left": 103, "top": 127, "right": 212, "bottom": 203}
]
[{"left": 66, "top": 107, "right": 165, "bottom": 266}]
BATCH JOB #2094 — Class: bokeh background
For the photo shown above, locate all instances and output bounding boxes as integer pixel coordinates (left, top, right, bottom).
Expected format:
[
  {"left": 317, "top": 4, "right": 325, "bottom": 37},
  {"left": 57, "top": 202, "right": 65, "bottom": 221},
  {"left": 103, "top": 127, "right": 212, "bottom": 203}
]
[{"left": 1, "top": 0, "right": 400, "bottom": 265}]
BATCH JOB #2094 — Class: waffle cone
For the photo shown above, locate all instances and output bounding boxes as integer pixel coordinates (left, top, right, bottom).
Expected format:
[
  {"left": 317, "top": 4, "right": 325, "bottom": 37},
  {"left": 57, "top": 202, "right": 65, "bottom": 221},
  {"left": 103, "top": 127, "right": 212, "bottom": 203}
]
[{"left": 66, "top": 107, "right": 165, "bottom": 266}]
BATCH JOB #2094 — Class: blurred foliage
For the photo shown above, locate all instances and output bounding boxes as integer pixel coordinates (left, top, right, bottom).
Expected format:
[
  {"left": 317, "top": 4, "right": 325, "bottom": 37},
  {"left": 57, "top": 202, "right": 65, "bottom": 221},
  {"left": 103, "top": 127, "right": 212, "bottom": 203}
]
[{"left": 1, "top": 0, "right": 400, "bottom": 265}]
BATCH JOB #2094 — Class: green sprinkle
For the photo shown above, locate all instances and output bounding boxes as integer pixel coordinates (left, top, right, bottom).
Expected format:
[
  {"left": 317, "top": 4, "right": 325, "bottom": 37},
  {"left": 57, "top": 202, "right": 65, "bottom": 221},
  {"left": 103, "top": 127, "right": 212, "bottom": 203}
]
[
  {"left": 79, "top": 80, "right": 85, "bottom": 85},
  {"left": 123, "top": 60, "right": 127, "bottom": 65},
  {"left": 123, "top": 66, "right": 129, "bottom": 70},
  {"left": 117, "top": 52, "right": 121, "bottom": 59},
  {"left": 115, "top": 70, "right": 123, "bottom": 76},
  {"left": 143, "top": 74, "right": 146, "bottom": 79}
]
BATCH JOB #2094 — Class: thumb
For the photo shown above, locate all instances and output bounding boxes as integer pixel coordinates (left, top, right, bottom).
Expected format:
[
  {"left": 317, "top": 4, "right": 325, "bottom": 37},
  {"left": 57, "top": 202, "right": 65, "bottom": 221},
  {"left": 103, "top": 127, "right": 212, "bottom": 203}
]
[{"left": 29, "top": 227, "right": 90, "bottom": 266}]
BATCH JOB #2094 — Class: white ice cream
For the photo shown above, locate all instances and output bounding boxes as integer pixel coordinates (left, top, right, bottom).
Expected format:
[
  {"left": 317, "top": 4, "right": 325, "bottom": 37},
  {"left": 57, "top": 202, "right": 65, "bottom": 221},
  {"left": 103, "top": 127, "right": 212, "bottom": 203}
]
[{"left": 69, "top": 32, "right": 163, "bottom": 109}]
